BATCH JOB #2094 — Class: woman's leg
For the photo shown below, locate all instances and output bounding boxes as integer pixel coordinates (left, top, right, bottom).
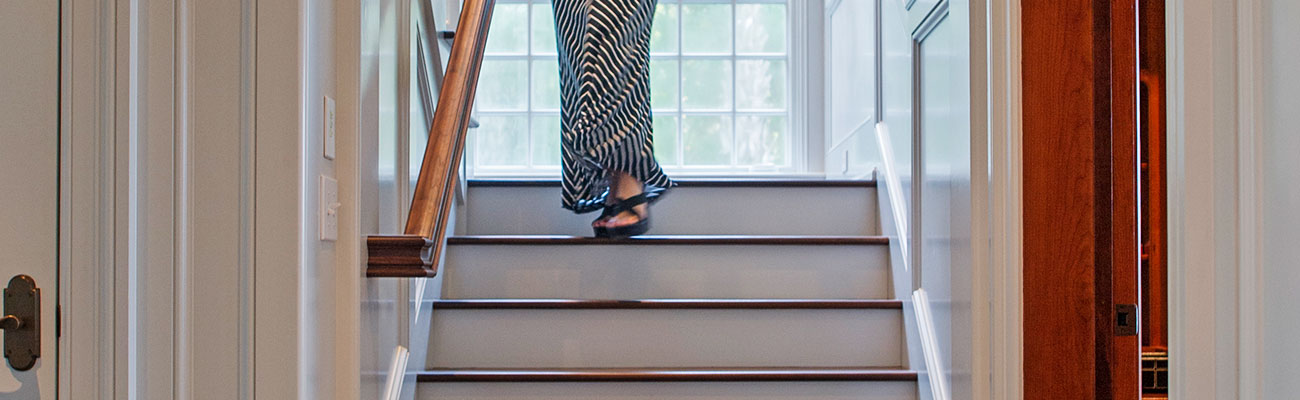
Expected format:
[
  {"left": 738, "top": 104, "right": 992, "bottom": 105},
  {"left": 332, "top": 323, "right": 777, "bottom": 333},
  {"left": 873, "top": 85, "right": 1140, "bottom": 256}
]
[
  {"left": 594, "top": 170, "right": 647, "bottom": 229},
  {"left": 555, "top": 0, "right": 673, "bottom": 217}
]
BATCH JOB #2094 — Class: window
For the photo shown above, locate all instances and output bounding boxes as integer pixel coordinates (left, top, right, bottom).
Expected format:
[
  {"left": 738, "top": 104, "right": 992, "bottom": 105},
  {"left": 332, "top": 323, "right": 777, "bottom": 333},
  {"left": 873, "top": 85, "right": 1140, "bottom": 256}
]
[{"left": 470, "top": 0, "right": 799, "bottom": 176}]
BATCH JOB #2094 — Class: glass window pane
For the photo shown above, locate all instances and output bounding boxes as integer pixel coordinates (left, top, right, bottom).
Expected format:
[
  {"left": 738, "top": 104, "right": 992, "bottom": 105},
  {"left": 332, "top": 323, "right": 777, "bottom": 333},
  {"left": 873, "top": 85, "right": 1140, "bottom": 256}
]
[
  {"left": 682, "top": 4, "right": 732, "bottom": 54},
  {"left": 475, "top": 115, "right": 529, "bottom": 166},
  {"left": 531, "top": 115, "right": 562, "bottom": 167},
  {"left": 653, "top": 115, "right": 679, "bottom": 165},
  {"left": 736, "top": 115, "right": 787, "bottom": 165},
  {"left": 650, "top": 59, "right": 679, "bottom": 111},
  {"left": 683, "top": 115, "right": 733, "bottom": 165},
  {"left": 649, "top": 4, "right": 679, "bottom": 54},
  {"left": 532, "top": 60, "right": 561, "bottom": 111},
  {"left": 467, "top": 0, "right": 796, "bottom": 175},
  {"left": 682, "top": 59, "right": 732, "bottom": 110},
  {"left": 736, "top": 59, "right": 786, "bottom": 110},
  {"left": 478, "top": 60, "right": 528, "bottom": 111},
  {"left": 486, "top": 3, "right": 528, "bottom": 54},
  {"left": 532, "top": 3, "right": 558, "bottom": 54},
  {"left": 736, "top": 3, "right": 787, "bottom": 54}
]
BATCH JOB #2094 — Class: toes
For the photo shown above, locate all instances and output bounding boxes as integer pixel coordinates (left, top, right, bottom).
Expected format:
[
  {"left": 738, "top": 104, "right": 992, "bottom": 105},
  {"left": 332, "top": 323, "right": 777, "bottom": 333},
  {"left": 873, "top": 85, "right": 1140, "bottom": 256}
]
[{"left": 607, "top": 213, "right": 641, "bottom": 228}]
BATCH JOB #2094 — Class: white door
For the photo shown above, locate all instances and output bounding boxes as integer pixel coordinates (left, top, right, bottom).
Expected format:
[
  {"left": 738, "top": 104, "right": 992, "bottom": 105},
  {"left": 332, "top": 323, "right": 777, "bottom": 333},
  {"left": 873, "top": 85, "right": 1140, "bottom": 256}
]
[{"left": 0, "top": 0, "right": 60, "bottom": 398}]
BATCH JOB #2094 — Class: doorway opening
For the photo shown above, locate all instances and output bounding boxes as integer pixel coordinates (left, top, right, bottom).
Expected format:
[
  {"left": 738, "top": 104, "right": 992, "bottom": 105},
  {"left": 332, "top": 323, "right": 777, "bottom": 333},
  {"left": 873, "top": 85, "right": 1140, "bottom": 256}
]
[{"left": 1138, "top": 0, "right": 1168, "bottom": 397}]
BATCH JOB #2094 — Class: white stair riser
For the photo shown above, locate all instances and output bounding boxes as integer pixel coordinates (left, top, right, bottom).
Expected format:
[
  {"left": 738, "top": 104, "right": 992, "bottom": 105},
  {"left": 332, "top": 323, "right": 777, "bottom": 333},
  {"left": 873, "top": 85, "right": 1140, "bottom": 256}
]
[
  {"left": 418, "top": 381, "right": 918, "bottom": 400},
  {"left": 428, "top": 309, "right": 903, "bottom": 368},
  {"left": 465, "top": 186, "right": 879, "bottom": 236},
  {"left": 444, "top": 244, "right": 890, "bottom": 299}
]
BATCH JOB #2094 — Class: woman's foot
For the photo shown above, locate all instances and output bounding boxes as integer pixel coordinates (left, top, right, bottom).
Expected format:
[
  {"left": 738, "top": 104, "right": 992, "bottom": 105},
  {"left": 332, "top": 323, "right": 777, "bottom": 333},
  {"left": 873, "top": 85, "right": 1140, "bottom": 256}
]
[{"left": 594, "top": 171, "right": 649, "bottom": 232}]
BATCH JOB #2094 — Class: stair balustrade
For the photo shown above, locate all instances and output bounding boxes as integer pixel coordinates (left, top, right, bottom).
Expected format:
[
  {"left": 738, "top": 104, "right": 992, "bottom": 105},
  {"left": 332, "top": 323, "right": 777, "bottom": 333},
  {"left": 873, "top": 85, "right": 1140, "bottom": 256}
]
[{"left": 367, "top": 0, "right": 495, "bottom": 277}]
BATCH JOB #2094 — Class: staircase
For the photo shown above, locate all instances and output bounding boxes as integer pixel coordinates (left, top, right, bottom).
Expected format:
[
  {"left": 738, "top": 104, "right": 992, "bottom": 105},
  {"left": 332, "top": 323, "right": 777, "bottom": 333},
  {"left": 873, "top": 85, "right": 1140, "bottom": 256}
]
[{"left": 412, "top": 179, "right": 918, "bottom": 400}]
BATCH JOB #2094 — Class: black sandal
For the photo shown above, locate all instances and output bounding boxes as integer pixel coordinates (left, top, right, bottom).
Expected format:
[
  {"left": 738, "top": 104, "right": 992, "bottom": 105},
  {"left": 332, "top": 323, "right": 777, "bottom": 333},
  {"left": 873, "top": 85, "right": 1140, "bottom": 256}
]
[
  {"left": 592, "top": 192, "right": 653, "bottom": 238},
  {"left": 591, "top": 206, "right": 620, "bottom": 237}
]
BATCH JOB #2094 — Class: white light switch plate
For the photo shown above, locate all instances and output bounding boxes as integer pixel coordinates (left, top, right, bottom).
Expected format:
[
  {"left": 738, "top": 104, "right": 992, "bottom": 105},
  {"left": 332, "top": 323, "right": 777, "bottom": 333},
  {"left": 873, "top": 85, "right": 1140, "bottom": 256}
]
[
  {"left": 324, "top": 96, "right": 336, "bottom": 160},
  {"left": 320, "top": 175, "right": 339, "bottom": 241}
]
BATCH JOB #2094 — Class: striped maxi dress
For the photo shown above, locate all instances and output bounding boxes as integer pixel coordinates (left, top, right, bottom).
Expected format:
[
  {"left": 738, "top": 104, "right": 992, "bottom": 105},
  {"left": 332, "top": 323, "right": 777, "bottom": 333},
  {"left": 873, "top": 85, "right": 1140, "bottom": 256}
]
[{"left": 552, "top": 0, "right": 674, "bottom": 214}]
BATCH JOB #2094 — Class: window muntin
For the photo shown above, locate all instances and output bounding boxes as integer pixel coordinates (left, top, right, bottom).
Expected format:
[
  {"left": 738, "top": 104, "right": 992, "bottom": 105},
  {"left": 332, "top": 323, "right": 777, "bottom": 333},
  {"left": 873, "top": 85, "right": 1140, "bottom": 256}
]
[{"left": 471, "top": 0, "right": 795, "bottom": 176}]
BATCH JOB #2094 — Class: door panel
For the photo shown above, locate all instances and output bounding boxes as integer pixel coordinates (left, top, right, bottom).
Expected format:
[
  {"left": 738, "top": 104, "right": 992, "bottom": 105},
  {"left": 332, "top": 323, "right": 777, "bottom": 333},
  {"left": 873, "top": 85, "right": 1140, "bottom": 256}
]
[
  {"left": 1109, "top": 0, "right": 1140, "bottom": 397},
  {"left": 0, "top": 0, "right": 59, "bottom": 398},
  {"left": 1021, "top": 0, "right": 1141, "bottom": 398},
  {"left": 912, "top": 0, "right": 971, "bottom": 397}
]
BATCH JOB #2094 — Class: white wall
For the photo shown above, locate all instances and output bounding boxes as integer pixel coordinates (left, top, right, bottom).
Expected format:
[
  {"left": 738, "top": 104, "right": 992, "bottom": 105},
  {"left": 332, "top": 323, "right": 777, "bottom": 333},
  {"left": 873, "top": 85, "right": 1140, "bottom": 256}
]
[
  {"left": 255, "top": 0, "right": 429, "bottom": 396},
  {"left": 1258, "top": 0, "right": 1300, "bottom": 396},
  {"left": 915, "top": 2, "right": 973, "bottom": 398},
  {"left": 255, "top": 0, "right": 362, "bottom": 398},
  {"left": 191, "top": 0, "right": 257, "bottom": 397},
  {"left": 842, "top": 1, "right": 977, "bottom": 399},
  {"left": 825, "top": 0, "right": 882, "bottom": 178},
  {"left": 58, "top": 0, "right": 393, "bottom": 397},
  {"left": 1167, "top": 0, "right": 1287, "bottom": 397}
]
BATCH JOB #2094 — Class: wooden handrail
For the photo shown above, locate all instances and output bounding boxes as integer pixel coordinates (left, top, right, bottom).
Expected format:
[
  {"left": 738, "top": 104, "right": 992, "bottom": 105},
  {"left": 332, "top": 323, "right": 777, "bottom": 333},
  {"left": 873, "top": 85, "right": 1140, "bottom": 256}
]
[
  {"left": 1139, "top": 71, "right": 1167, "bottom": 351},
  {"left": 367, "top": 0, "right": 495, "bottom": 277}
]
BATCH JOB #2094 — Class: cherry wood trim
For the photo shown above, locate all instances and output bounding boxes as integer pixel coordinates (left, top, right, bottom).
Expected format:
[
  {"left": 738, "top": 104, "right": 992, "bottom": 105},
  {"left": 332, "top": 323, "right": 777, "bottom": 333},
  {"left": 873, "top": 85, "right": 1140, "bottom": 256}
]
[
  {"left": 1138, "top": 0, "right": 1168, "bottom": 356},
  {"left": 466, "top": 179, "right": 879, "bottom": 188},
  {"left": 1022, "top": 0, "right": 1141, "bottom": 396},
  {"left": 1091, "top": 0, "right": 1116, "bottom": 395},
  {"left": 417, "top": 367, "right": 918, "bottom": 382},
  {"left": 366, "top": 0, "right": 495, "bottom": 277},
  {"left": 429, "top": 299, "right": 904, "bottom": 310},
  {"left": 1139, "top": 71, "right": 1167, "bottom": 352},
  {"left": 1021, "top": 0, "right": 1135, "bottom": 397},
  {"left": 1108, "top": 0, "right": 1141, "bottom": 397},
  {"left": 446, "top": 235, "right": 890, "bottom": 246},
  {"left": 366, "top": 235, "right": 437, "bottom": 277}
]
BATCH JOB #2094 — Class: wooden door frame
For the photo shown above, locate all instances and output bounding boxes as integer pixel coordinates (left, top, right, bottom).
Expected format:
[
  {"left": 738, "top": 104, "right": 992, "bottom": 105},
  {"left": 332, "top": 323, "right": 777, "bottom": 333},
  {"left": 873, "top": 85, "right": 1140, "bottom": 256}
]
[
  {"left": 1019, "top": 0, "right": 1140, "bottom": 397},
  {"left": 59, "top": 0, "right": 194, "bottom": 396},
  {"left": 59, "top": 0, "right": 120, "bottom": 397},
  {"left": 59, "top": 0, "right": 263, "bottom": 398},
  {"left": 990, "top": 0, "right": 1268, "bottom": 399},
  {"left": 1165, "top": 0, "right": 1265, "bottom": 398}
]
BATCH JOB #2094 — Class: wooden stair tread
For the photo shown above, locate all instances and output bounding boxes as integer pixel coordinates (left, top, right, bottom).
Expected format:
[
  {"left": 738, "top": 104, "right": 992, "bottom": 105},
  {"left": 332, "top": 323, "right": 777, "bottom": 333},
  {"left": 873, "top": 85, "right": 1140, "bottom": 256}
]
[
  {"left": 431, "top": 299, "right": 903, "bottom": 309},
  {"left": 417, "top": 367, "right": 916, "bottom": 382},
  {"left": 447, "top": 235, "right": 889, "bottom": 246},
  {"left": 467, "top": 179, "right": 878, "bottom": 188}
]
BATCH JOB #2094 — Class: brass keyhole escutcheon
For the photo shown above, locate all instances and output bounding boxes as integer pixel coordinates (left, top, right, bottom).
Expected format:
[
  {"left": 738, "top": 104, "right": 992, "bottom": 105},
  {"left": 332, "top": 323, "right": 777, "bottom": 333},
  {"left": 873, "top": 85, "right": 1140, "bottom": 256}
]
[{"left": 1, "top": 275, "right": 39, "bottom": 371}]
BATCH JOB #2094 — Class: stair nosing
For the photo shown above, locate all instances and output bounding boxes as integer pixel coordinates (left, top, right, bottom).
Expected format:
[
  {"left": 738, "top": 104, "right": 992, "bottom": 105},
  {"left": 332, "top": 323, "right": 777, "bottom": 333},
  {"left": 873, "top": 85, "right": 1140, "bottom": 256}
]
[
  {"left": 446, "top": 235, "right": 890, "bottom": 246},
  {"left": 416, "top": 367, "right": 916, "bottom": 383},
  {"left": 429, "top": 299, "right": 903, "bottom": 310},
  {"left": 467, "top": 179, "right": 878, "bottom": 188}
]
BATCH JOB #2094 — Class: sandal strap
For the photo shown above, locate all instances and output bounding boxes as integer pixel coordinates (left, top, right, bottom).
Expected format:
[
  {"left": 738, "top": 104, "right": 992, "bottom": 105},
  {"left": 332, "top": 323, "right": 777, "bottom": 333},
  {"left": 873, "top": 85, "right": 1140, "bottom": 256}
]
[{"left": 605, "top": 193, "right": 653, "bottom": 218}]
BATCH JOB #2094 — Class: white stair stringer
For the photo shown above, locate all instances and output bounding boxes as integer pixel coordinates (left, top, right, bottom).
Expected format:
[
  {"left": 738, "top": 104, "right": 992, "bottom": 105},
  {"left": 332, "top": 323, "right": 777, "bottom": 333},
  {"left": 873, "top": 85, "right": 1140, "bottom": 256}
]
[
  {"left": 465, "top": 182, "right": 880, "bottom": 236},
  {"left": 443, "top": 240, "right": 890, "bottom": 300}
]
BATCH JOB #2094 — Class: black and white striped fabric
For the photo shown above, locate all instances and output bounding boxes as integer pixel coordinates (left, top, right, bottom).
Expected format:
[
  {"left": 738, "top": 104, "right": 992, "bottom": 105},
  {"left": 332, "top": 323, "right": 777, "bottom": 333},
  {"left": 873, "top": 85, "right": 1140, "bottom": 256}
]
[{"left": 552, "top": 0, "right": 674, "bottom": 214}]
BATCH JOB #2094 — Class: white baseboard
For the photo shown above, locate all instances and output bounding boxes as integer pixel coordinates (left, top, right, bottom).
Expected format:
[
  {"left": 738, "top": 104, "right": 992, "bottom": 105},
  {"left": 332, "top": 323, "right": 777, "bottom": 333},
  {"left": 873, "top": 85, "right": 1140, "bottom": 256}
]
[
  {"left": 383, "top": 346, "right": 411, "bottom": 400},
  {"left": 912, "top": 289, "right": 950, "bottom": 400}
]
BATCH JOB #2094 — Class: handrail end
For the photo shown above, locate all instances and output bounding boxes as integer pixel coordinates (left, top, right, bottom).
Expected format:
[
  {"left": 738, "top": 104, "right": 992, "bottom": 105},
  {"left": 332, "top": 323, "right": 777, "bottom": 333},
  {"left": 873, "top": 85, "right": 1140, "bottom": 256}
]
[{"left": 367, "top": 235, "right": 439, "bottom": 278}]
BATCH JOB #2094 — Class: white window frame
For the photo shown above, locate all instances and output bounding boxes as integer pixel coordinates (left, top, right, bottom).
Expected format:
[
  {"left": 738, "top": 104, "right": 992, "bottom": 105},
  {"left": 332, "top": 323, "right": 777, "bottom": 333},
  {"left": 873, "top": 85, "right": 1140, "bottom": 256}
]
[{"left": 466, "top": 0, "right": 823, "bottom": 178}]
